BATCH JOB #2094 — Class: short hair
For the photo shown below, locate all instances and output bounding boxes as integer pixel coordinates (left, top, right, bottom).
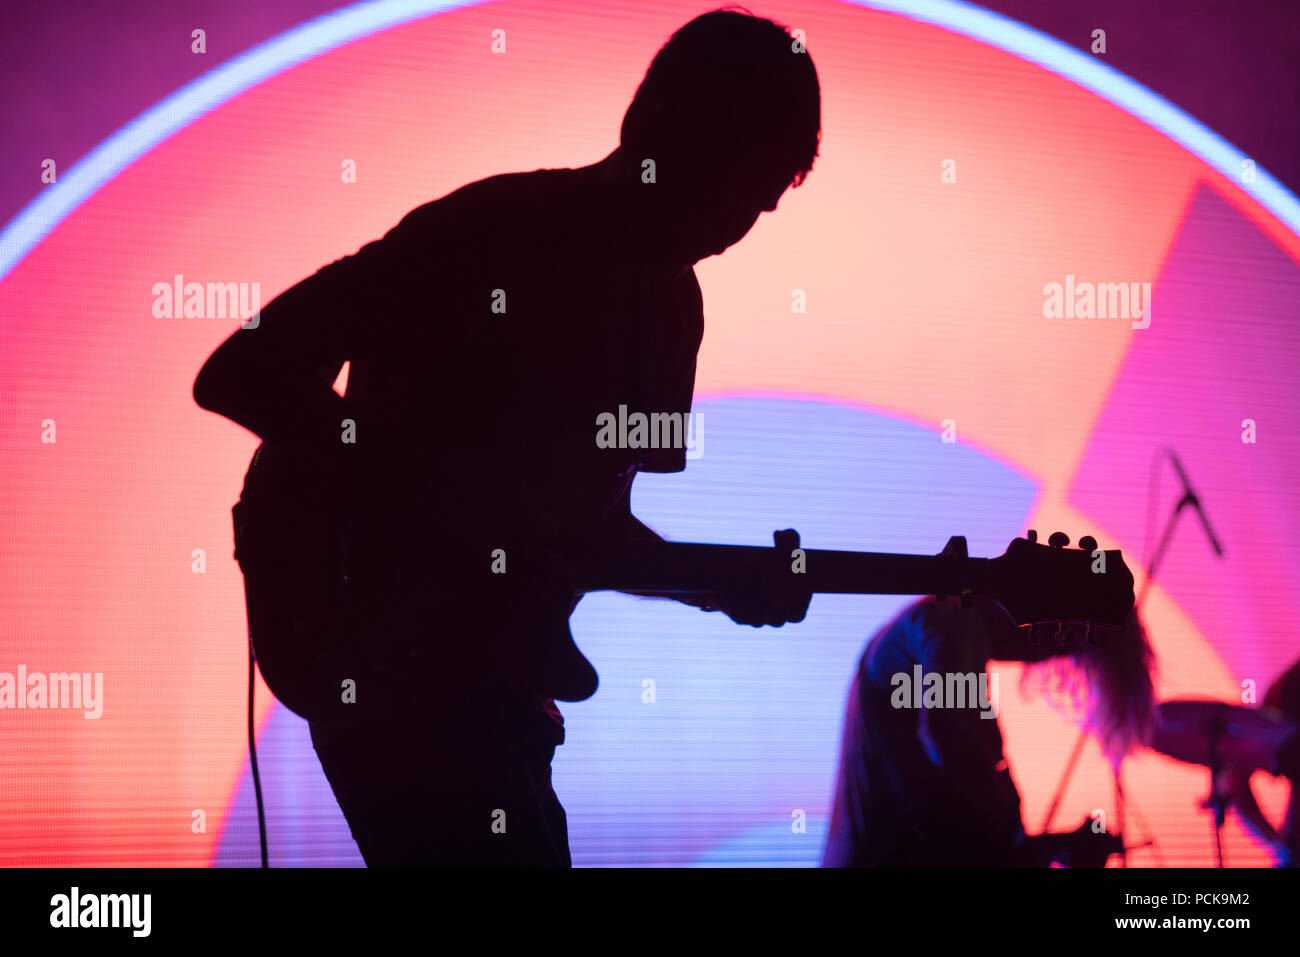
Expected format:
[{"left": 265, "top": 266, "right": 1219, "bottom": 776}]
[{"left": 620, "top": 7, "right": 822, "bottom": 188}]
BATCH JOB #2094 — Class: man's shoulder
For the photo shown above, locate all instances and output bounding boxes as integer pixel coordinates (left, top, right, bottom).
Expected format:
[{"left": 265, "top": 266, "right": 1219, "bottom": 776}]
[
  {"left": 860, "top": 599, "right": 965, "bottom": 679},
  {"left": 873, "top": 599, "right": 933, "bottom": 647},
  {"left": 390, "top": 167, "right": 575, "bottom": 241},
  {"left": 858, "top": 601, "right": 920, "bottom": 684}
]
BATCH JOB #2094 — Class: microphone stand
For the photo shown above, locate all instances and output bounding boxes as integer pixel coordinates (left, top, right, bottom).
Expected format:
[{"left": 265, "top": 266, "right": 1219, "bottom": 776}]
[
  {"left": 1116, "top": 769, "right": 1126, "bottom": 867},
  {"left": 1137, "top": 487, "right": 1199, "bottom": 608},
  {"left": 1040, "top": 480, "right": 1181, "bottom": 839},
  {"left": 1201, "top": 707, "right": 1228, "bottom": 868},
  {"left": 1041, "top": 448, "right": 1221, "bottom": 862}
]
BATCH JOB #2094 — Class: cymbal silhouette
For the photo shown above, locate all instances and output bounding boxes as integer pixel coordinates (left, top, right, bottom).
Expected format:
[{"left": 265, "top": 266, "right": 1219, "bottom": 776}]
[{"left": 1151, "top": 698, "right": 1296, "bottom": 772}]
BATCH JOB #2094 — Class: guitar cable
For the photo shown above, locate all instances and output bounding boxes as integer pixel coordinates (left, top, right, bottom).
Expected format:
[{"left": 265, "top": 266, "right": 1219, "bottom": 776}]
[
  {"left": 248, "top": 640, "right": 269, "bottom": 868},
  {"left": 234, "top": 477, "right": 270, "bottom": 868}
]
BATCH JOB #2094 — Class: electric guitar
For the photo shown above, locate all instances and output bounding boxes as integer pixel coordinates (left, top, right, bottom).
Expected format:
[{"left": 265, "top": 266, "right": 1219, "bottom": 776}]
[{"left": 231, "top": 441, "right": 1135, "bottom": 726}]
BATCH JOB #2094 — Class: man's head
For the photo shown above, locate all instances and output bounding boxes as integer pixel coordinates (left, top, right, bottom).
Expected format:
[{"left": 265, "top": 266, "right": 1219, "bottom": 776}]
[{"left": 619, "top": 7, "right": 821, "bottom": 261}]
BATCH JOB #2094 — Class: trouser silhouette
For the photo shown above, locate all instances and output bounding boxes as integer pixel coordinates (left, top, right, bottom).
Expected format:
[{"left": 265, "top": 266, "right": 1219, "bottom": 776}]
[{"left": 310, "top": 680, "right": 570, "bottom": 867}]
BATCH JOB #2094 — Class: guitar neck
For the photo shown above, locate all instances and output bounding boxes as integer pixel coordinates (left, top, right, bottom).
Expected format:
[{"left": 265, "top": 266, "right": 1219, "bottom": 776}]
[{"left": 575, "top": 540, "right": 990, "bottom": 599}]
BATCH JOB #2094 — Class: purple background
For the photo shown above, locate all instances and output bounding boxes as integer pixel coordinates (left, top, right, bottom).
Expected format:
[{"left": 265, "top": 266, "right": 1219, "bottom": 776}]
[{"left": 2, "top": 0, "right": 1299, "bottom": 236}]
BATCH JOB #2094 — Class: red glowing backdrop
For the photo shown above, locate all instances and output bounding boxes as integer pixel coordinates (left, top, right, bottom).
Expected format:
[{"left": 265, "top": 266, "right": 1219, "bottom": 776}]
[{"left": 1, "top": 0, "right": 1298, "bottom": 865}]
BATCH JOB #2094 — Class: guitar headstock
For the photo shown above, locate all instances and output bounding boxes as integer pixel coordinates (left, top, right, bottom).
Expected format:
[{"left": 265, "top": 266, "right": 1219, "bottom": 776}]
[{"left": 985, "top": 530, "right": 1134, "bottom": 630}]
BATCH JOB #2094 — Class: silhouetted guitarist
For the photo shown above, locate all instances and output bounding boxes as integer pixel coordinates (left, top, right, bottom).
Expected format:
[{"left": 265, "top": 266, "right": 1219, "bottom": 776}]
[{"left": 194, "top": 9, "right": 820, "bottom": 866}]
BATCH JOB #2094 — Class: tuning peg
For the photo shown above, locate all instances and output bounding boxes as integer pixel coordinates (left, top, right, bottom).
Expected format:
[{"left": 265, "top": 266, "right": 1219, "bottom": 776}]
[
  {"left": 1079, "top": 535, "right": 1098, "bottom": 552},
  {"left": 1026, "top": 529, "right": 1038, "bottom": 543},
  {"left": 1048, "top": 531, "right": 1070, "bottom": 548}
]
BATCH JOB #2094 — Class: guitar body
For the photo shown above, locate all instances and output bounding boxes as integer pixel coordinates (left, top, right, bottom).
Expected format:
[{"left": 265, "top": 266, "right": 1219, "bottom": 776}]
[
  {"left": 234, "top": 443, "right": 382, "bottom": 724},
  {"left": 231, "top": 443, "right": 1133, "bottom": 727},
  {"left": 233, "top": 442, "right": 599, "bottom": 727}
]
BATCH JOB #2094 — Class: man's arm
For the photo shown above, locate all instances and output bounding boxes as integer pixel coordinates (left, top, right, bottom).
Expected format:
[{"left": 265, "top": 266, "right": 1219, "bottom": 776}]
[
  {"left": 601, "top": 480, "right": 704, "bottom": 605},
  {"left": 194, "top": 254, "right": 362, "bottom": 442},
  {"left": 605, "top": 483, "right": 666, "bottom": 545},
  {"left": 601, "top": 482, "right": 809, "bottom": 624},
  {"left": 192, "top": 206, "right": 441, "bottom": 443}
]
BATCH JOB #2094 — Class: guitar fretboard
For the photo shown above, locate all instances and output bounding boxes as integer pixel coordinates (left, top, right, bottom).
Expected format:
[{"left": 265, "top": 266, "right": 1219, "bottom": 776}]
[{"left": 574, "top": 540, "right": 990, "bottom": 598}]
